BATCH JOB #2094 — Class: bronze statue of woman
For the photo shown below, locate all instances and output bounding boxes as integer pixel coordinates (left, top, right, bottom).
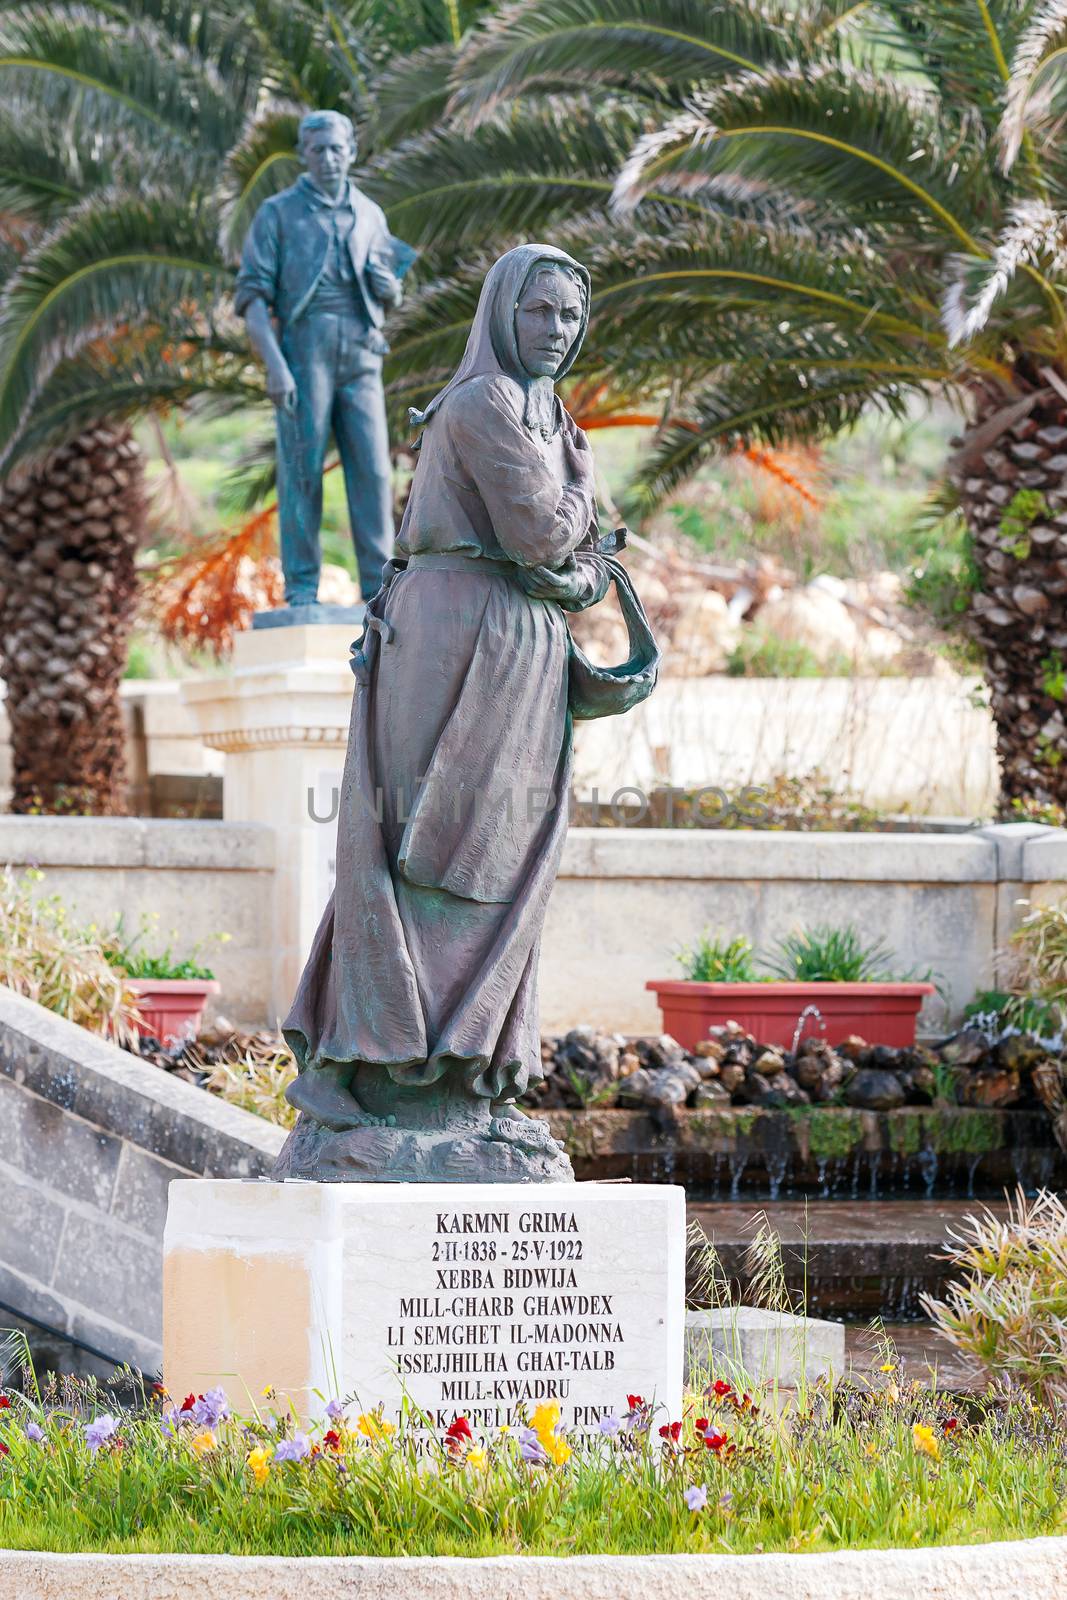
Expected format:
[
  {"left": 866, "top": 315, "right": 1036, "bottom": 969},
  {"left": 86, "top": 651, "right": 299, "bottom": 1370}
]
[{"left": 274, "top": 243, "right": 656, "bottom": 1183}]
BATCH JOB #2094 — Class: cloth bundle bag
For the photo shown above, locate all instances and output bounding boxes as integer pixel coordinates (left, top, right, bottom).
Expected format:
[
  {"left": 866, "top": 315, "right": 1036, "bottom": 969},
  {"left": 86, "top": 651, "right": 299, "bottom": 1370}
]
[{"left": 567, "top": 551, "right": 660, "bottom": 720}]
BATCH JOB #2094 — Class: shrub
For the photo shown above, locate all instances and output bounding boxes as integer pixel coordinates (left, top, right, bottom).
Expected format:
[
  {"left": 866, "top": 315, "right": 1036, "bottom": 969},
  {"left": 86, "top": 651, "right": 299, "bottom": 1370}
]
[
  {"left": 922, "top": 1188, "right": 1067, "bottom": 1411},
  {"left": 764, "top": 923, "right": 932, "bottom": 985},
  {"left": 0, "top": 868, "right": 140, "bottom": 1044}
]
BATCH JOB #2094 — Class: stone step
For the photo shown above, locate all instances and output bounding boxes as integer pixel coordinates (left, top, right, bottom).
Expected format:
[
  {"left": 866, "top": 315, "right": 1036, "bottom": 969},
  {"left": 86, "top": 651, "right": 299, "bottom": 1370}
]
[{"left": 687, "top": 1197, "right": 1012, "bottom": 1320}]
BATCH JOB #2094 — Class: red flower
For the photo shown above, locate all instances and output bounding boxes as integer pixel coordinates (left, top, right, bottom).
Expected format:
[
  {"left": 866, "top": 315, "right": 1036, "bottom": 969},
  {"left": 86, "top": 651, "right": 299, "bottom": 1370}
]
[
  {"left": 0, "top": 1397, "right": 10, "bottom": 1410},
  {"left": 704, "top": 1431, "right": 729, "bottom": 1452},
  {"left": 323, "top": 1430, "right": 342, "bottom": 1450},
  {"left": 626, "top": 1395, "right": 645, "bottom": 1411},
  {"left": 0, "top": 1442, "right": 8, "bottom": 1456},
  {"left": 696, "top": 1418, "right": 709, "bottom": 1433},
  {"left": 943, "top": 1417, "right": 959, "bottom": 1433},
  {"left": 658, "top": 1421, "right": 682, "bottom": 1442},
  {"left": 446, "top": 1416, "right": 473, "bottom": 1444},
  {"left": 711, "top": 1380, "right": 732, "bottom": 1398},
  {"left": 180, "top": 1394, "right": 198, "bottom": 1414}
]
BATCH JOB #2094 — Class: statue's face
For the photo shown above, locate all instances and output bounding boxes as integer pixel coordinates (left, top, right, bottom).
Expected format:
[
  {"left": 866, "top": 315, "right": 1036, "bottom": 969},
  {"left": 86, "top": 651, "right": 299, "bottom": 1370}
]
[
  {"left": 301, "top": 123, "right": 355, "bottom": 193},
  {"left": 515, "top": 266, "right": 584, "bottom": 379}
]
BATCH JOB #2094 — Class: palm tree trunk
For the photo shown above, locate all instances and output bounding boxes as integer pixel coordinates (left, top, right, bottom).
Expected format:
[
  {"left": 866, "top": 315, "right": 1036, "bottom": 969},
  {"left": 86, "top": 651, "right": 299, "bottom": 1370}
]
[
  {"left": 956, "top": 392, "right": 1067, "bottom": 813},
  {"left": 0, "top": 425, "right": 144, "bottom": 814}
]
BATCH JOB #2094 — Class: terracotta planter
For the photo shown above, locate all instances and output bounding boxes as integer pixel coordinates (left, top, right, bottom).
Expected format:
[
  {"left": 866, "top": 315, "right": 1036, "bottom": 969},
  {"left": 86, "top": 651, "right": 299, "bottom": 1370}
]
[
  {"left": 645, "top": 980, "right": 936, "bottom": 1052},
  {"left": 127, "top": 977, "right": 220, "bottom": 1047}
]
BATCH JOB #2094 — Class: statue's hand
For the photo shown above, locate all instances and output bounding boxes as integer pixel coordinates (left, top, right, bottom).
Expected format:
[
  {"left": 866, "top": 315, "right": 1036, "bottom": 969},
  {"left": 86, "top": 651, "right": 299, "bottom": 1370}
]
[
  {"left": 267, "top": 361, "right": 298, "bottom": 412},
  {"left": 367, "top": 261, "right": 402, "bottom": 306}
]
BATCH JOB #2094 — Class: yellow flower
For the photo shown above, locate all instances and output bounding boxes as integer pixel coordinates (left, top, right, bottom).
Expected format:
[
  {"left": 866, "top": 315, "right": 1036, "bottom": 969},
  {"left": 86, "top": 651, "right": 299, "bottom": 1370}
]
[
  {"left": 357, "top": 1412, "right": 396, "bottom": 1442},
  {"left": 879, "top": 1362, "right": 896, "bottom": 1374},
  {"left": 247, "top": 1445, "right": 272, "bottom": 1485},
  {"left": 912, "top": 1423, "right": 941, "bottom": 1461},
  {"left": 864, "top": 1442, "right": 879, "bottom": 1458},
  {"left": 530, "top": 1400, "right": 562, "bottom": 1440},
  {"left": 543, "top": 1435, "right": 572, "bottom": 1466},
  {"left": 261, "top": 1385, "right": 276, "bottom": 1400},
  {"left": 884, "top": 1383, "right": 900, "bottom": 1405},
  {"left": 467, "top": 1446, "right": 489, "bottom": 1472},
  {"left": 190, "top": 1430, "right": 216, "bottom": 1456}
]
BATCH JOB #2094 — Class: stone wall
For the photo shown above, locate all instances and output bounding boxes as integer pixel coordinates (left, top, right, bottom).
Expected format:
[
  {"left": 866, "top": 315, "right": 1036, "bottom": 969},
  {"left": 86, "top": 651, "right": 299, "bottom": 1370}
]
[
  {"left": 0, "top": 989, "right": 285, "bottom": 1375},
  {"left": 2, "top": 817, "right": 1065, "bottom": 1036},
  {"left": 0, "top": 816, "right": 276, "bottom": 1029},
  {"left": 543, "top": 821, "right": 1059, "bottom": 1035}
]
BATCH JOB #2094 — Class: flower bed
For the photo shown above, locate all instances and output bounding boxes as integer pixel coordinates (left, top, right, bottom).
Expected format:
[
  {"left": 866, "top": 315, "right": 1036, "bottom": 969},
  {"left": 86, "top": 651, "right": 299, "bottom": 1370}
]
[{"left": 1, "top": 1372, "right": 1065, "bottom": 1559}]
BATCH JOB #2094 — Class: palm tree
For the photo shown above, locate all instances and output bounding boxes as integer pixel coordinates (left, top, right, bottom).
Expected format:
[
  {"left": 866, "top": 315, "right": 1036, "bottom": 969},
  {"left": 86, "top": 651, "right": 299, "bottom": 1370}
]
[{"left": 455, "top": 0, "right": 1067, "bottom": 811}]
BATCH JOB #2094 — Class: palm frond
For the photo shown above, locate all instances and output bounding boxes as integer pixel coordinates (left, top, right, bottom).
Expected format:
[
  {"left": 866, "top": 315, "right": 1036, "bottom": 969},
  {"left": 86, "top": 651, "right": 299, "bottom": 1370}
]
[
  {"left": 631, "top": 365, "right": 927, "bottom": 506},
  {"left": 3, "top": 340, "right": 258, "bottom": 469},
  {"left": 1001, "top": 0, "right": 1067, "bottom": 169},
  {"left": 0, "top": 3, "right": 246, "bottom": 151},
  {"left": 614, "top": 64, "right": 996, "bottom": 254},
  {"left": 367, "top": 99, "right": 646, "bottom": 256},
  {"left": 369, "top": 42, "right": 458, "bottom": 150},
  {"left": 249, "top": 0, "right": 375, "bottom": 115},
  {"left": 453, "top": 0, "right": 795, "bottom": 121},
  {"left": 876, "top": 1, "right": 1037, "bottom": 131},
  {"left": 0, "top": 190, "right": 228, "bottom": 461},
  {"left": 0, "top": 102, "right": 113, "bottom": 226},
  {"left": 216, "top": 102, "right": 302, "bottom": 263},
  {"left": 942, "top": 199, "right": 1067, "bottom": 345}
]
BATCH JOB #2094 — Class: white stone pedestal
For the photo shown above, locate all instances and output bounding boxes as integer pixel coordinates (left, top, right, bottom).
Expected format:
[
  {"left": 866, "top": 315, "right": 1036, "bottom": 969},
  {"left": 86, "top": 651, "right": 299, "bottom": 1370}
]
[
  {"left": 181, "top": 625, "right": 358, "bottom": 1020},
  {"left": 163, "top": 1180, "right": 685, "bottom": 1431}
]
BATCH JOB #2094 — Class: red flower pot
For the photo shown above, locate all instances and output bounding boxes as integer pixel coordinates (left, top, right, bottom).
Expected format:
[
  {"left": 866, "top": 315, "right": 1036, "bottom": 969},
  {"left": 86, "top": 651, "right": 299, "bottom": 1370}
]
[
  {"left": 645, "top": 979, "right": 936, "bottom": 1052},
  {"left": 127, "top": 977, "right": 221, "bottom": 1047}
]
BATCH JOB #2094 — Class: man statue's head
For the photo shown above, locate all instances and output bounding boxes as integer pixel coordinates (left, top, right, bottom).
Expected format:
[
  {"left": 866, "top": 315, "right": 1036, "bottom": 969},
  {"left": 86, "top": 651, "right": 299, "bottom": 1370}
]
[{"left": 298, "top": 110, "right": 357, "bottom": 197}]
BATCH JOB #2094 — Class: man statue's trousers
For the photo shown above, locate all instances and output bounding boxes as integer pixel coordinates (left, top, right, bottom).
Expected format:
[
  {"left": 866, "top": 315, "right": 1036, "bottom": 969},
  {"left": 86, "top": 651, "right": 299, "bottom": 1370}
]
[{"left": 276, "top": 309, "right": 394, "bottom": 604}]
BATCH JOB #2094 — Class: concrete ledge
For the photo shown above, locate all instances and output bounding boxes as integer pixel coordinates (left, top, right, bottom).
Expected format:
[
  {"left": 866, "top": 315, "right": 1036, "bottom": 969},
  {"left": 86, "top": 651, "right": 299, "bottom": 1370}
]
[
  {"left": 3, "top": 1538, "right": 1066, "bottom": 1600},
  {"left": 0, "top": 989, "right": 284, "bottom": 1175},
  {"left": 558, "top": 827, "right": 1001, "bottom": 883},
  {"left": 0, "top": 816, "right": 276, "bottom": 871}
]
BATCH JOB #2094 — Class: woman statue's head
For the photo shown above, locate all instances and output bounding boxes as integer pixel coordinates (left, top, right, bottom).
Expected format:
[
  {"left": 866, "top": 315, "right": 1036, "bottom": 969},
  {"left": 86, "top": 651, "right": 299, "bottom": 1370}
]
[{"left": 514, "top": 262, "right": 587, "bottom": 380}]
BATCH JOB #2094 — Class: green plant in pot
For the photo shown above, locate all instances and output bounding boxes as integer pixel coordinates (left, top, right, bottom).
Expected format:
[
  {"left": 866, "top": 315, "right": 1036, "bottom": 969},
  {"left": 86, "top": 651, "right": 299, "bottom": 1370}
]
[
  {"left": 649, "top": 922, "right": 937, "bottom": 1051},
  {"left": 102, "top": 914, "right": 226, "bottom": 1047}
]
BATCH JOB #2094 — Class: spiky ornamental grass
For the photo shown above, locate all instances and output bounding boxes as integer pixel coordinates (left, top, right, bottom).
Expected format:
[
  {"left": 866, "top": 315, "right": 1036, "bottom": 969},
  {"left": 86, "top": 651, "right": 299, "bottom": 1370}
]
[{"left": 924, "top": 1187, "right": 1067, "bottom": 1411}]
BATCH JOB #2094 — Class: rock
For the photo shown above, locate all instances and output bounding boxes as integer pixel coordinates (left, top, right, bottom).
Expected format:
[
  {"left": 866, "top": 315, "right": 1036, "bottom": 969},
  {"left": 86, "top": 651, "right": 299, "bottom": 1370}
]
[
  {"left": 642, "top": 1069, "right": 694, "bottom": 1108},
  {"left": 616, "top": 1069, "right": 655, "bottom": 1108},
  {"left": 693, "top": 1038, "right": 725, "bottom": 1061},
  {"left": 844, "top": 1067, "right": 906, "bottom": 1111},
  {"left": 753, "top": 587, "right": 861, "bottom": 666},
  {"left": 868, "top": 1044, "right": 903, "bottom": 1071},
  {"left": 665, "top": 587, "right": 742, "bottom": 676},
  {"left": 736, "top": 1068, "right": 810, "bottom": 1108},
  {"left": 838, "top": 1035, "right": 869, "bottom": 1062},
  {"left": 897, "top": 1063, "right": 936, "bottom": 1104},
  {"left": 689, "top": 1053, "right": 721, "bottom": 1080},
  {"left": 753, "top": 1048, "right": 786, "bottom": 1076},
  {"left": 794, "top": 1055, "right": 825, "bottom": 1093},
  {"left": 996, "top": 1032, "right": 1048, "bottom": 1072},
  {"left": 641, "top": 1034, "right": 687, "bottom": 1070},
  {"left": 690, "top": 1081, "right": 731, "bottom": 1109},
  {"left": 618, "top": 1049, "right": 641, "bottom": 1078},
  {"left": 960, "top": 1069, "right": 1023, "bottom": 1109},
  {"left": 941, "top": 1027, "right": 992, "bottom": 1068},
  {"left": 718, "top": 1062, "right": 746, "bottom": 1096}
]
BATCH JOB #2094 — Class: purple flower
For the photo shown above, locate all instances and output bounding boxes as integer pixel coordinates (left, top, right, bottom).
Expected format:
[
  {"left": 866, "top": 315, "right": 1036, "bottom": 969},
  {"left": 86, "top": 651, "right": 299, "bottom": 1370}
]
[
  {"left": 24, "top": 1422, "right": 45, "bottom": 1443},
  {"left": 160, "top": 1410, "right": 177, "bottom": 1440},
  {"left": 598, "top": 1413, "right": 622, "bottom": 1436},
  {"left": 273, "top": 1432, "right": 310, "bottom": 1463},
  {"left": 685, "top": 1484, "right": 708, "bottom": 1513},
  {"left": 517, "top": 1426, "right": 548, "bottom": 1465},
  {"left": 84, "top": 1414, "right": 118, "bottom": 1453},
  {"left": 192, "top": 1386, "right": 229, "bottom": 1429},
  {"left": 325, "top": 1399, "right": 344, "bottom": 1422}
]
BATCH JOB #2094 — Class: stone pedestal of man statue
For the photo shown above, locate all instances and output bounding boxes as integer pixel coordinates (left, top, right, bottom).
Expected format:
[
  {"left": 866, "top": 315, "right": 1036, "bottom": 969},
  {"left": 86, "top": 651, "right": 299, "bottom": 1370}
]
[{"left": 236, "top": 109, "right": 412, "bottom": 621}]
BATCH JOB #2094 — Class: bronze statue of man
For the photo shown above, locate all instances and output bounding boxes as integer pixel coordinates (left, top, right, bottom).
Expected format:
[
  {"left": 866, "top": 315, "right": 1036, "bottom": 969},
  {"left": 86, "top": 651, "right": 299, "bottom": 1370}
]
[{"left": 236, "top": 109, "right": 410, "bottom": 609}]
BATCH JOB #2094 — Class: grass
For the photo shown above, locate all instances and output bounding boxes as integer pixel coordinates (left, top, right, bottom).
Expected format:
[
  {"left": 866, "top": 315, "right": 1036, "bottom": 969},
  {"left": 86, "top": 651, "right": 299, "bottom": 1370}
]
[{"left": 1, "top": 1364, "right": 1065, "bottom": 1558}]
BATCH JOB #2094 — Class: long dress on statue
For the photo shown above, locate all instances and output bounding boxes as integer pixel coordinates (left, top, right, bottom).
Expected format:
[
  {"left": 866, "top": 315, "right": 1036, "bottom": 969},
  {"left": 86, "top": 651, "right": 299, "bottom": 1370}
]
[{"left": 281, "top": 245, "right": 607, "bottom": 1136}]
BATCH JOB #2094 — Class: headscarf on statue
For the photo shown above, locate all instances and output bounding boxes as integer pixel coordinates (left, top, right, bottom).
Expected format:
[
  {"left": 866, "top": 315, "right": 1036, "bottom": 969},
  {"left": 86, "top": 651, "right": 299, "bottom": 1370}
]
[{"left": 408, "top": 242, "right": 591, "bottom": 443}]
